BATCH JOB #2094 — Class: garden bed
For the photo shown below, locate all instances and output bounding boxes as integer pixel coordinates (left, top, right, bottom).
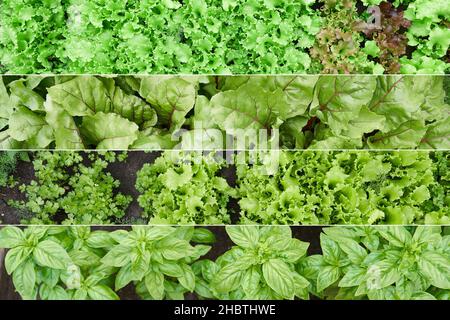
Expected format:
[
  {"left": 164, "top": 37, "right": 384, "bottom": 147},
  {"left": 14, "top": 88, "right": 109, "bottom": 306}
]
[
  {"left": 0, "top": 1, "right": 448, "bottom": 74},
  {"left": 0, "top": 226, "right": 323, "bottom": 300},
  {"left": 0, "top": 225, "right": 448, "bottom": 300},
  {"left": 0, "top": 150, "right": 448, "bottom": 225}
]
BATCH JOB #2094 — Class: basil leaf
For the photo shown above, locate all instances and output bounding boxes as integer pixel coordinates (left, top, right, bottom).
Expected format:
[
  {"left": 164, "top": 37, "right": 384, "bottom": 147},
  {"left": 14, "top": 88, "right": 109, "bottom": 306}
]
[
  {"left": 316, "top": 265, "right": 340, "bottom": 292},
  {"left": 178, "top": 264, "right": 195, "bottom": 292},
  {"left": 12, "top": 259, "right": 36, "bottom": 299},
  {"left": 225, "top": 226, "right": 259, "bottom": 249},
  {"left": 88, "top": 285, "right": 120, "bottom": 300},
  {"left": 33, "top": 240, "right": 71, "bottom": 269},
  {"left": 0, "top": 227, "right": 26, "bottom": 248},
  {"left": 5, "top": 246, "right": 31, "bottom": 274},
  {"left": 144, "top": 271, "right": 165, "bottom": 300},
  {"left": 418, "top": 251, "right": 450, "bottom": 289},
  {"left": 101, "top": 245, "right": 132, "bottom": 267},
  {"left": 262, "top": 259, "right": 295, "bottom": 299}
]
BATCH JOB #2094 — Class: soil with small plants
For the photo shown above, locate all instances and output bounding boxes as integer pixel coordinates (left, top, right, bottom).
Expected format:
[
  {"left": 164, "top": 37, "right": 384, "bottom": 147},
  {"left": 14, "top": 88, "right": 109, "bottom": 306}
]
[{"left": 0, "top": 151, "right": 243, "bottom": 225}]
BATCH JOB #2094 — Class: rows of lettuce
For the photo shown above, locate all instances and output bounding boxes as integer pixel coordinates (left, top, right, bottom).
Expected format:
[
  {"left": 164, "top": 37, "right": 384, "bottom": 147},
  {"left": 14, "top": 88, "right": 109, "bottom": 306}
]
[
  {"left": 0, "top": 0, "right": 448, "bottom": 74},
  {"left": 1, "top": 150, "right": 448, "bottom": 225},
  {"left": 1, "top": 75, "right": 449, "bottom": 150},
  {"left": 0, "top": 225, "right": 448, "bottom": 300}
]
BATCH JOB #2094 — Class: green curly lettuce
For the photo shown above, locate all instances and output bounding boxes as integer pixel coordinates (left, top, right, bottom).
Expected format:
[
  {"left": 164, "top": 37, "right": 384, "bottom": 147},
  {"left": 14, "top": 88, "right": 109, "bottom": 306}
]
[
  {"left": 135, "top": 151, "right": 236, "bottom": 224},
  {"left": 237, "top": 151, "right": 450, "bottom": 225}
]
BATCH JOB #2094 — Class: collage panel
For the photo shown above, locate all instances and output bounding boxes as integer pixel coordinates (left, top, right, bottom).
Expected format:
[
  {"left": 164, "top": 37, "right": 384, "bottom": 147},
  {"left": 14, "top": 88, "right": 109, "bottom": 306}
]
[
  {"left": 0, "top": 75, "right": 448, "bottom": 150},
  {"left": 0, "top": 225, "right": 448, "bottom": 300},
  {"left": 0, "top": 150, "right": 448, "bottom": 226},
  {"left": 0, "top": 1, "right": 448, "bottom": 74},
  {"left": 0, "top": 0, "right": 449, "bottom": 307}
]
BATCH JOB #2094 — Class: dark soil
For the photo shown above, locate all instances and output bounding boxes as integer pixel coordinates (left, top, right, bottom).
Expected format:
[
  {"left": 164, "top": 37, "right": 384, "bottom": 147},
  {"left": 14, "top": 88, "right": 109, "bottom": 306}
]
[
  {"left": 0, "top": 249, "right": 19, "bottom": 300},
  {"left": 0, "top": 226, "right": 323, "bottom": 300}
]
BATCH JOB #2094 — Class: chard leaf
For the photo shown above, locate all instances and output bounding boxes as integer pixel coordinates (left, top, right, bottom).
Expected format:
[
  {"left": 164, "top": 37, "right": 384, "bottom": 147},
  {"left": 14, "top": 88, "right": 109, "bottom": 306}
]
[
  {"left": 47, "top": 77, "right": 111, "bottom": 116},
  {"left": 311, "top": 76, "right": 377, "bottom": 136},
  {"left": 139, "top": 77, "right": 197, "bottom": 132},
  {"left": 80, "top": 112, "right": 139, "bottom": 149},
  {"left": 8, "top": 106, "right": 52, "bottom": 147},
  {"left": 209, "top": 83, "right": 287, "bottom": 133},
  {"left": 44, "top": 98, "right": 84, "bottom": 149},
  {"left": 8, "top": 80, "right": 45, "bottom": 111},
  {"left": 47, "top": 77, "right": 157, "bottom": 127},
  {"left": 367, "top": 120, "right": 427, "bottom": 148},
  {"left": 419, "top": 117, "right": 450, "bottom": 149}
]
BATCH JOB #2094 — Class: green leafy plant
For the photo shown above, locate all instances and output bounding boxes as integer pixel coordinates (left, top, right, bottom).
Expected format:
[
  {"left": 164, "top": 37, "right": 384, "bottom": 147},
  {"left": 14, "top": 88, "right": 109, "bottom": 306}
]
[
  {"left": 1, "top": 150, "right": 449, "bottom": 225},
  {"left": 0, "top": 226, "right": 119, "bottom": 300},
  {"left": 0, "top": 0, "right": 320, "bottom": 74},
  {"left": 1, "top": 226, "right": 449, "bottom": 300},
  {"left": 362, "top": 2, "right": 411, "bottom": 73},
  {"left": 0, "top": 151, "right": 28, "bottom": 187},
  {"left": 101, "top": 226, "right": 215, "bottom": 300},
  {"left": 0, "top": 225, "right": 214, "bottom": 300},
  {"left": 2, "top": 75, "right": 448, "bottom": 150},
  {"left": 193, "top": 226, "right": 310, "bottom": 300},
  {"left": 135, "top": 151, "right": 236, "bottom": 224},
  {"left": 237, "top": 151, "right": 450, "bottom": 225},
  {"left": 299, "top": 226, "right": 450, "bottom": 300},
  {"left": 9, "top": 151, "right": 131, "bottom": 224},
  {"left": 310, "top": 0, "right": 382, "bottom": 74},
  {"left": 401, "top": 0, "right": 450, "bottom": 73},
  {"left": 311, "top": 0, "right": 449, "bottom": 74}
]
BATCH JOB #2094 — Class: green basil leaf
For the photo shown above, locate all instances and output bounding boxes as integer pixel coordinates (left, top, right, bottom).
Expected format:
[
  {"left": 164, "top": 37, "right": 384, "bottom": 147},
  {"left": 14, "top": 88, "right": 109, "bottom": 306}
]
[
  {"left": 158, "top": 262, "right": 184, "bottom": 278},
  {"left": 88, "top": 285, "right": 120, "bottom": 300},
  {"left": 316, "top": 265, "right": 340, "bottom": 292},
  {"left": 86, "top": 231, "right": 116, "bottom": 248},
  {"left": 12, "top": 259, "right": 36, "bottom": 299},
  {"left": 33, "top": 240, "right": 71, "bottom": 269},
  {"left": 262, "top": 259, "right": 295, "bottom": 299},
  {"left": 115, "top": 264, "right": 135, "bottom": 291},
  {"left": 377, "top": 226, "right": 412, "bottom": 247},
  {"left": 143, "top": 226, "right": 176, "bottom": 240},
  {"left": 213, "top": 264, "right": 244, "bottom": 293},
  {"left": 418, "top": 251, "right": 450, "bottom": 289},
  {"left": 0, "top": 227, "right": 26, "bottom": 248},
  {"left": 339, "top": 266, "right": 366, "bottom": 287},
  {"left": 338, "top": 239, "right": 367, "bottom": 264},
  {"left": 157, "top": 238, "right": 192, "bottom": 260},
  {"left": 178, "top": 264, "right": 195, "bottom": 292},
  {"left": 320, "top": 234, "right": 342, "bottom": 265},
  {"left": 69, "top": 250, "right": 101, "bottom": 267},
  {"left": 279, "top": 238, "right": 309, "bottom": 263},
  {"left": 225, "top": 226, "right": 260, "bottom": 249},
  {"left": 47, "top": 286, "right": 70, "bottom": 300},
  {"left": 5, "top": 246, "right": 31, "bottom": 274},
  {"left": 242, "top": 266, "right": 261, "bottom": 296},
  {"left": 192, "top": 228, "right": 216, "bottom": 244},
  {"left": 72, "top": 288, "right": 88, "bottom": 300},
  {"left": 145, "top": 270, "right": 165, "bottom": 300},
  {"left": 101, "top": 245, "right": 132, "bottom": 267}
]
